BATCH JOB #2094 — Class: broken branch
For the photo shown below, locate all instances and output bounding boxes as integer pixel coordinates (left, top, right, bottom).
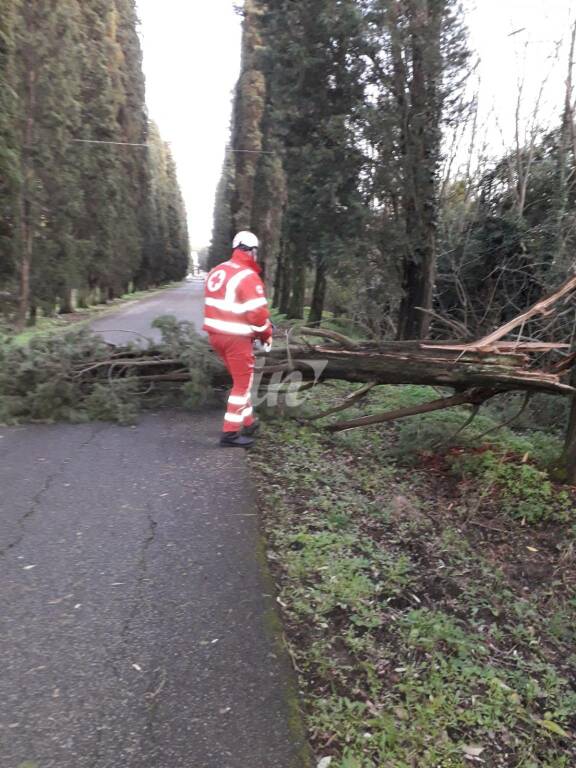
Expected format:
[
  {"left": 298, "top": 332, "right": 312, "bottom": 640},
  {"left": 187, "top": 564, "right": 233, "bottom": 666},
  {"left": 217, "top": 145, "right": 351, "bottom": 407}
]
[{"left": 327, "top": 389, "right": 498, "bottom": 433}]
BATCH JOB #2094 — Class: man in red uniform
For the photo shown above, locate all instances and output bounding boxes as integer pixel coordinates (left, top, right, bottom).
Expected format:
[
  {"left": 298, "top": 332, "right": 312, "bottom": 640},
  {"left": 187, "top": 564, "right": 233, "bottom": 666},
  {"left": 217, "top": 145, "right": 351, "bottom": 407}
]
[{"left": 203, "top": 231, "right": 273, "bottom": 448}]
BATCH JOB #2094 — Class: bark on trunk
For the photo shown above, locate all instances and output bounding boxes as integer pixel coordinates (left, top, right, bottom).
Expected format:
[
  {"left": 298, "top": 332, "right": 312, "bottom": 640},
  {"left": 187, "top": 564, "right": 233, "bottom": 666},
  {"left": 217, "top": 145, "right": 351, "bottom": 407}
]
[
  {"left": 559, "top": 359, "right": 576, "bottom": 482},
  {"left": 18, "top": 205, "right": 32, "bottom": 329},
  {"left": 308, "top": 259, "right": 327, "bottom": 325},
  {"left": 59, "top": 287, "right": 74, "bottom": 314},
  {"left": 273, "top": 244, "right": 286, "bottom": 309},
  {"left": 17, "top": 62, "right": 37, "bottom": 330},
  {"left": 77, "top": 288, "right": 90, "bottom": 309},
  {"left": 263, "top": 343, "right": 571, "bottom": 396},
  {"left": 397, "top": 251, "right": 435, "bottom": 339},
  {"left": 390, "top": 1, "right": 442, "bottom": 340},
  {"left": 278, "top": 264, "right": 291, "bottom": 315},
  {"left": 561, "top": 394, "right": 576, "bottom": 483},
  {"left": 287, "top": 262, "right": 306, "bottom": 319}
]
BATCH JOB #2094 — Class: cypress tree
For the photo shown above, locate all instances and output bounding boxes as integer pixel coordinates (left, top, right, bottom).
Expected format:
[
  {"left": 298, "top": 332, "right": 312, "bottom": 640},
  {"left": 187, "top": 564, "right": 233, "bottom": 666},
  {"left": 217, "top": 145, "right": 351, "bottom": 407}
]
[
  {"left": 164, "top": 149, "right": 190, "bottom": 281},
  {"left": 365, "top": 0, "right": 470, "bottom": 339},
  {"left": 263, "top": 0, "right": 367, "bottom": 319},
  {"left": 230, "top": 0, "right": 267, "bottom": 233},
  {"left": 0, "top": 0, "right": 189, "bottom": 326},
  {"left": 12, "top": 0, "right": 87, "bottom": 325},
  {"left": 0, "top": 0, "right": 19, "bottom": 302},
  {"left": 207, "top": 152, "right": 235, "bottom": 270},
  {"left": 222, "top": 0, "right": 367, "bottom": 318},
  {"left": 142, "top": 122, "right": 190, "bottom": 284},
  {"left": 77, "top": 0, "right": 146, "bottom": 302}
]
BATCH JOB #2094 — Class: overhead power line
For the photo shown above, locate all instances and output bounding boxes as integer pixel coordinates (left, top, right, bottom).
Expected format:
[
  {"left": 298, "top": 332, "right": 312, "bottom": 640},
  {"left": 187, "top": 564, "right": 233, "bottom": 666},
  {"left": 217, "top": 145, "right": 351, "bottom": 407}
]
[
  {"left": 225, "top": 147, "right": 275, "bottom": 154},
  {"left": 71, "top": 139, "right": 276, "bottom": 154},
  {"left": 72, "top": 138, "right": 150, "bottom": 147}
]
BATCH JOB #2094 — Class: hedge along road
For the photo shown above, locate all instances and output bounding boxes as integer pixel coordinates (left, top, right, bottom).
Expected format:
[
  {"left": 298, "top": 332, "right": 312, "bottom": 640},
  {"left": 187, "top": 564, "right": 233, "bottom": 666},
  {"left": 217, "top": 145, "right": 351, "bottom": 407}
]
[
  {"left": 0, "top": 281, "right": 310, "bottom": 768},
  {"left": 89, "top": 278, "right": 207, "bottom": 345}
]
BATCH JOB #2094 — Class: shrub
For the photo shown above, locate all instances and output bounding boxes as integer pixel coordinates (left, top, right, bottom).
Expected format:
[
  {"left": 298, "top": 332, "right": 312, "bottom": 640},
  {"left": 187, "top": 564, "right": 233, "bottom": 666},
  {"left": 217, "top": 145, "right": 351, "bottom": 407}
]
[{"left": 450, "top": 450, "right": 573, "bottom": 524}]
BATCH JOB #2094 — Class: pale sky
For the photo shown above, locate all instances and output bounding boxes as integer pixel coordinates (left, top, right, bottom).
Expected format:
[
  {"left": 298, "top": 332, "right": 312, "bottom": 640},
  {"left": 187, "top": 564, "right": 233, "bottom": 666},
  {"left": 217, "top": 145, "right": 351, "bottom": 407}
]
[
  {"left": 136, "top": 0, "right": 242, "bottom": 249},
  {"left": 465, "top": 0, "right": 574, "bottom": 161},
  {"left": 136, "top": 0, "right": 574, "bottom": 249}
]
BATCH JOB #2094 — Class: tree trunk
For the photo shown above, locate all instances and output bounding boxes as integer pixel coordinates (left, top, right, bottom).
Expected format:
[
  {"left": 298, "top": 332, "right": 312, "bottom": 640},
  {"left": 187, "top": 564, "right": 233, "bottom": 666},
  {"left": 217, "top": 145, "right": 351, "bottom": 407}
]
[
  {"left": 397, "top": 250, "right": 435, "bottom": 340},
  {"left": 59, "top": 287, "right": 74, "bottom": 314},
  {"left": 262, "top": 342, "right": 570, "bottom": 396},
  {"left": 28, "top": 303, "right": 37, "bottom": 327},
  {"left": 287, "top": 262, "right": 306, "bottom": 319},
  {"left": 18, "top": 202, "right": 32, "bottom": 329},
  {"left": 559, "top": 360, "right": 576, "bottom": 482},
  {"left": 77, "top": 288, "right": 90, "bottom": 309},
  {"left": 273, "top": 244, "right": 286, "bottom": 308},
  {"left": 391, "top": 1, "right": 442, "bottom": 340},
  {"left": 278, "top": 254, "right": 292, "bottom": 315},
  {"left": 560, "top": 396, "right": 576, "bottom": 483},
  {"left": 308, "top": 258, "right": 327, "bottom": 324},
  {"left": 17, "top": 61, "right": 37, "bottom": 330}
]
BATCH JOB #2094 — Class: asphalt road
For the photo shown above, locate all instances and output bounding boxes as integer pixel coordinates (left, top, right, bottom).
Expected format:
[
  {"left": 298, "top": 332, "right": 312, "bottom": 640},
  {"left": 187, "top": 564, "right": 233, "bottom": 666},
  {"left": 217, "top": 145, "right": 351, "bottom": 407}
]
[
  {"left": 0, "top": 285, "right": 310, "bottom": 768},
  {"left": 90, "top": 280, "right": 206, "bottom": 346}
]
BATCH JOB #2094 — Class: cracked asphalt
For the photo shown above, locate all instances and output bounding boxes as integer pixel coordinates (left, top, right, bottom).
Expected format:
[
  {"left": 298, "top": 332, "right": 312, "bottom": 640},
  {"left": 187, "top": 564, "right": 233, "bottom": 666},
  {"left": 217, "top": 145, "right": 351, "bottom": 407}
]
[{"left": 1, "top": 283, "right": 309, "bottom": 768}]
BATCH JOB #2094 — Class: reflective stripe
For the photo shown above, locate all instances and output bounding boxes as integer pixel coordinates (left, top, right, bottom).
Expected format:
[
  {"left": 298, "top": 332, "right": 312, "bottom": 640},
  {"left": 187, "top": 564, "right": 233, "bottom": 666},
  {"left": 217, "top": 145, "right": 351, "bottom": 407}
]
[
  {"left": 224, "top": 412, "right": 245, "bottom": 424},
  {"left": 228, "top": 394, "right": 251, "bottom": 406},
  {"left": 242, "top": 407, "right": 253, "bottom": 419},
  {"left": 225, "top": 268, "right": 254, "bottom": 304},
  {"left": 205, "top": 296, "right": 268, "bottom": 314},
  {"left": 242, "top": 297, "right": 268, "bottom": 312},
  {"left": 204, "top": 317, "right": 253, "bottom": 335},
  {"left": 250, "top": 322, "right": 270, "bottom": 333}
]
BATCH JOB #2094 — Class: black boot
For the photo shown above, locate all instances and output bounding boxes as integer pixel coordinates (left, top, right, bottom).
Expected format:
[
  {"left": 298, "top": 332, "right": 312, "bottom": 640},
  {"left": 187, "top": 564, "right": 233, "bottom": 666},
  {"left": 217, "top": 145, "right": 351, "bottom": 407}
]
[
  {"left": 220, "top": 431, "right": 254, "bottom": 448},
  {"left": 242, "top": 420, "right": 260, "bottom": 438}
]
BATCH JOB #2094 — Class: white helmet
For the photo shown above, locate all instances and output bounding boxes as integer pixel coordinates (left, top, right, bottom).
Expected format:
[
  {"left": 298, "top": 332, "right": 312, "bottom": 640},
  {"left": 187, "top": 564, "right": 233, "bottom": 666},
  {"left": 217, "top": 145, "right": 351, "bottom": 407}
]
[{"left": 233, "top": 231, "right": 259, "bottom": 250}]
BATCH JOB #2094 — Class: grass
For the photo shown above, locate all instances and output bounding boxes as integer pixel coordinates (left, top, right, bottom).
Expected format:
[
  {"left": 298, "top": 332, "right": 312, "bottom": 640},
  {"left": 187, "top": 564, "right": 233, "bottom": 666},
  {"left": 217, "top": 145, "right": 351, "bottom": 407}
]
[
  {"left": 270, "top": 307, "right": 366, "bottom": 339},
  {"left": 249, "top": 383, "right": 576, "bottom": 767}
]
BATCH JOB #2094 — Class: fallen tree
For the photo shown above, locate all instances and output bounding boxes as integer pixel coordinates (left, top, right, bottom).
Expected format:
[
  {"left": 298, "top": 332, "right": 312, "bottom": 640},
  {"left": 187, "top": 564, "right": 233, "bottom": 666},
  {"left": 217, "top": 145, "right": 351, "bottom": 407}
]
[
  {"left": 257, "top": 276, "right": 576, "bottom": 480},
  {"left": 2, "top": 277, "right": 576, "bottom": 477}
]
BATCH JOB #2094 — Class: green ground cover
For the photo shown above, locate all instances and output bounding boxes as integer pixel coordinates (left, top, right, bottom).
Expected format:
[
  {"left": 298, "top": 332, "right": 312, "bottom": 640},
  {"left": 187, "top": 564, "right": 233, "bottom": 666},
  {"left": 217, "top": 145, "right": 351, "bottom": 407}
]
[
  {"left": 249, "top": 383, "right": 576, "bottom": 767},
  {"left": 2, "top": 284, "right": 179, "bottom": 346}
]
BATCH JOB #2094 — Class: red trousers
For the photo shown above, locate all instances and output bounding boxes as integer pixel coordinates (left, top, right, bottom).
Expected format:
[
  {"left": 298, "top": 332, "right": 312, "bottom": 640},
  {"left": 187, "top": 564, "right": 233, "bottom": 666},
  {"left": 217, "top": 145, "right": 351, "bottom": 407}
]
[{"left": 209, "top": 334, "right": 255, "bottom": 433}]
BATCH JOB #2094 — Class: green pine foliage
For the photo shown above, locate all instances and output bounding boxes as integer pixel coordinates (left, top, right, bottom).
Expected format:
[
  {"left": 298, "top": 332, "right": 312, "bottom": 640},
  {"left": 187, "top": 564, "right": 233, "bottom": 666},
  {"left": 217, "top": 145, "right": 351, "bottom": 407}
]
[
  {"left": 207, "top": 152, "right": 235, "bottom": 270},
  {"left": 0, "top": 0, "right": 19, "bottom": 296},
  {"left": 218, "top": 0, "right": 573, "bottom": 345},
  {"left": 218, "top": 0, "right": 470, "bottom": 328},
  {"left": 0, "top": 0, "right": 190, "bottom": 328},
  {"left": 0, "top": 317, "right": 219, "bottom": 425},
  {"left": 138, "top": 123, "right": 190, "bottom": 286},
  {"left": 214, "top": 0, "right": 369, "bottom": 317}
]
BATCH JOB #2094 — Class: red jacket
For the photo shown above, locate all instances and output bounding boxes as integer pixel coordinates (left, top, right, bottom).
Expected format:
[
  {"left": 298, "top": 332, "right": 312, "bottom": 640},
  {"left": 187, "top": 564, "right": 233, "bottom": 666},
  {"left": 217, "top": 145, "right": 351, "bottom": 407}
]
[{"left": 203, "top": 249, "right": 272, "bottom": 341}]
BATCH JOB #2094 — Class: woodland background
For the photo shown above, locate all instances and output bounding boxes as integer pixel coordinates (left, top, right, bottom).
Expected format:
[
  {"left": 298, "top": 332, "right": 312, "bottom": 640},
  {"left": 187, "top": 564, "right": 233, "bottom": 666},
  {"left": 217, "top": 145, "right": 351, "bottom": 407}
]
[{"left": 211, "top": 0, "right": 576, "bottom": 346}]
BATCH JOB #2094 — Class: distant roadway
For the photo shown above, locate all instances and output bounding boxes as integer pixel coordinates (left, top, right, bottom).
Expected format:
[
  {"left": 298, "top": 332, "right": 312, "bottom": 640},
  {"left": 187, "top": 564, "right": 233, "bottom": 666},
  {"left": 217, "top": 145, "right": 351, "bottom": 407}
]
[{"left": 89, "top": 279, "right": 206, "bottom": 346}]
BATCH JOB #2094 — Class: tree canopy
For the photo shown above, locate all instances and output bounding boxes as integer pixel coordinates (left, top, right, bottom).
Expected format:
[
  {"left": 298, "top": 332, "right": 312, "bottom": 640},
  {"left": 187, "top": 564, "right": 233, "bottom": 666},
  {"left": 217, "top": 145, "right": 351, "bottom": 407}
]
[{"left": 0, "top": 0, "right": 190, "bottom": 327}]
